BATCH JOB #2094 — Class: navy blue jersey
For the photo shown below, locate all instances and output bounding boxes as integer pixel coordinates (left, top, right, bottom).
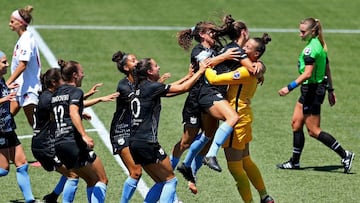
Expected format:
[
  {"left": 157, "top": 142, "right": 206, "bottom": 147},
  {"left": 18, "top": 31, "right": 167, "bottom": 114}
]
[
  {"left": 0, "top": 78, "right": 16, "bottom": 132},
  {"left": 191, "top": 43, "right": 217, "bottom": 72},
  {"left": 32, "top": 90, "right": 56, "bottom": 149},
  {"left": 131, "top": 80, "right": 170, "bottom": 143},
  {"left": 110, "top": 77, "right": 134, "bottom": 139},
  {"left": 51, "top": 84, "right": 84, "bottom": 144},
  {"left": 33, "top": 90, "right": 53, "bottom": 133},
  {"left": 215, "top": 41, "right": 248, "bottom": 72},
  {"left": 206, "top": 42, "right": 248, "bottom": 96}
]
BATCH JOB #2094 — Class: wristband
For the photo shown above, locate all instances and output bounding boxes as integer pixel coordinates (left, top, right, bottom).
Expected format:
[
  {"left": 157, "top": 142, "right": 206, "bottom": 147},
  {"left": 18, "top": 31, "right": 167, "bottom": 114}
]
[
  {"left": 327, "top": 88, "right": 334, "bottom": 92},
  {"left": 287, "top": 80, "right": 298, "bottom": 91}
]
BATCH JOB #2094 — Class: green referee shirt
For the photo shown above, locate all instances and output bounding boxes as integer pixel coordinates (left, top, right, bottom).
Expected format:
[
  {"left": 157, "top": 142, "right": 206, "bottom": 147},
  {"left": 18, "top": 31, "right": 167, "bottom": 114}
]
[{"left": 298, "top": 37, "right": 327, "bottom": 84}]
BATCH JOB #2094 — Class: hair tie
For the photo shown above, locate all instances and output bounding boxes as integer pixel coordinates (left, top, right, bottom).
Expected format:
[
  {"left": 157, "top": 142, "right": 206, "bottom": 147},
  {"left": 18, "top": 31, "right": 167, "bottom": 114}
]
[{"left": 11, "top": 10, "right": 28, "bottom": 26}]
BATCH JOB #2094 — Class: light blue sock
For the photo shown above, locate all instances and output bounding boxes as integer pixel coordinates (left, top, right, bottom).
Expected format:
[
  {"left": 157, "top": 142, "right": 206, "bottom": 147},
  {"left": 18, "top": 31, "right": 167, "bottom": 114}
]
[
  {"left": 206, "top": 122, "right": 233, "bottom": 157},
  {"left": 170, "top": 155, "right": 180, "bottom": 169},
  {"left": 183, "top": 133, "right": 209, "bottom": 167},
  {"left": 16, "top": 163, "right": 34, "bottom": 202},
  {"left": 91, "top": 182, "right": 107, "bottom": 203},
  {"left": 159, "top": 177, "right": 177, "bottom": 203},
  {"left": 63, "top": 178, "right": 79, "bottom": 203},
  {"left": 53, "top": 175, "right": 67, "bottom": 195},
  {"left": 191, "top": 154, "right": 204, "bottom": 177},
  {"left": 87, "top": 186, "right": 94, "bottom": 202},
  {"left": 144, "top": 182, "right": 163, "bottom": 203},
  {"left": 0, "top": 167, "right": 9, "bottom": 176},
  {"left": 120, "top": 177, "right": 138, "bottom": 203}
]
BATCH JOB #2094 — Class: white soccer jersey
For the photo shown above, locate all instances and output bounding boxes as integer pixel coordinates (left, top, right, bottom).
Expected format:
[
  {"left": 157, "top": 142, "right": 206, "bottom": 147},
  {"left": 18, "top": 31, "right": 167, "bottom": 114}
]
[{"left": 11, "top": 30, "right": 41, "bottom": 97}]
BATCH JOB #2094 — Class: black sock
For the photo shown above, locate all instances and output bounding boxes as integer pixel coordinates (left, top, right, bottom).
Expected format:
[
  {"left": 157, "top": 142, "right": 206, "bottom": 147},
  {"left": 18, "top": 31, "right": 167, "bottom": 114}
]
[
  {"left": 292, "top": 130, "right": 304, "bottom": 163},
  {"left": 317, "top": 131, "right": 346, "bottom": 158}
]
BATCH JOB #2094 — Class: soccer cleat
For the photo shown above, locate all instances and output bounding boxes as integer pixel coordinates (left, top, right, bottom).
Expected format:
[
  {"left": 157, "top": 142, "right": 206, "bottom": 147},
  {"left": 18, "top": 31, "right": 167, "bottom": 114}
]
[
  {"left": 261, "top": 195, "right": 275, "bottom": 203},
  {"left": 188, "top": 181, "right": 198, "bottom": 194},
  {"left": 276, "top": 158, "right": 300, "bottom": 169},
  {"left": 177, "top": 163, "right": 196, "bottom": 183},
  {"left": 341, "top": 150, "right": 355, "bottom": 174},
  {"left": 202, "top": 156, "right": 222, "bottom": 172},
  {"left": 42, "top": 192, "right": 58, "bottom": 203}
]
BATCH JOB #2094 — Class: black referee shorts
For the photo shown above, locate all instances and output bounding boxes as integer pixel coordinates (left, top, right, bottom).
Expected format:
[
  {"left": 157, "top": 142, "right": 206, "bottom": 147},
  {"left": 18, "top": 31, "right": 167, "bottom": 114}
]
[{"left": 299, "top": 83, "right": 326, "bottom": 115}]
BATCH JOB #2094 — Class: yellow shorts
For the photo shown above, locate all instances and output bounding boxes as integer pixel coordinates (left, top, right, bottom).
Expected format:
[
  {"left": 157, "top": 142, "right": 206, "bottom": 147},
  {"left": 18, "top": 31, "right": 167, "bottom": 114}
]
[{"left": 223, "top": 109, "right": 253, "bottom": 150}]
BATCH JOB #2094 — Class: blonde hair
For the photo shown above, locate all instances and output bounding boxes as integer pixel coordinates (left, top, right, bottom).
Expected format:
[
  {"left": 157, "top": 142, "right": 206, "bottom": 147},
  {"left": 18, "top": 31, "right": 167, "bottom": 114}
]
[{"left": 301, "top": 17, "right": 327, "bottom": 51}]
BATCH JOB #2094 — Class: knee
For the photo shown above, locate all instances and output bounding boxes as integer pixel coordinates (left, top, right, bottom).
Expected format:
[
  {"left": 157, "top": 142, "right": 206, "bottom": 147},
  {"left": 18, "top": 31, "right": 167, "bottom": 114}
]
[
  {"left": 291, "top": 120, "right": 302, "bottom": 131},
  {"left": 0, "top": 168, "right": 9, "bottom": 177}
]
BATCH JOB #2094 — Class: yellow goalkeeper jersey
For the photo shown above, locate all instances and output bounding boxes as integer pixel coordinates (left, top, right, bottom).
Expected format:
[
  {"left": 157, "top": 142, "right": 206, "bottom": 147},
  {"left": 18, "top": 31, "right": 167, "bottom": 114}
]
[{"left": 205, "top": 67, "right": 258, "bottom": 112}]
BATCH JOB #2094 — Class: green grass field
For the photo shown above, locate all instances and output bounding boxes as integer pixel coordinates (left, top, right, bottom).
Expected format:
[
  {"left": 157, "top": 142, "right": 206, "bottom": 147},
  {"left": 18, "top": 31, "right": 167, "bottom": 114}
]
[{"left": 1, "top": 0, "right": 359, "bottom": 202}]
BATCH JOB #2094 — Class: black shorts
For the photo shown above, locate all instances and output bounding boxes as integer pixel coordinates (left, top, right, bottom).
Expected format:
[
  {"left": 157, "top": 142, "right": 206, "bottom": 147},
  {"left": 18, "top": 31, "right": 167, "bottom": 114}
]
[
  {"left": 31, "top": 148, "right": 61, "bottom": 171},
  {"left": 198, "top": 84, "right": 225, "bottom": 110},
  {"left": 298, "top": 83, "right": 326, "bottom": 115},
  {"left": 55, "top": 140, "right": 97, "bottom": 169},
  {"left": 129, "top": 140, "right": 167, "bottom": 166},
  {"left": 182, "top": 83, "right": 202, "bottom": 128},
  {"left": 31, "top": 131, "right": 61, "bottom": 171},
  {"left": 0, "top": 131, "right": 21, "bottom": 149}
]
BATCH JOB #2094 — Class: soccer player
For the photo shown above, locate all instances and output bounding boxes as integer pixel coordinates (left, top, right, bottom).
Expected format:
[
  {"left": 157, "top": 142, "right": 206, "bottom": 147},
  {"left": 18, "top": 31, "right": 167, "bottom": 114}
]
[
  {"left": 129, "top": 58, "right": 209, "bottom": 202},
  {"left": 7, "top": 5, "right": 41, "bottom": 128},
  {"left": 51, "top": 59, "right": 111, "bottom": 202},
  {"left": 109, "top": 50, "right": 143, "bottom": 203},
  {"left": 33, "top": 68, "right": 118, "bottom": 203},
  {"left": 175, "top": 16, "right": 259, "bottom": 193},
  {"left": 32, "top": 68, "right": 80, "bottom": 203},
  {"left": 174, "top": 19, "right": 252, "bottom": 180},
  {"left": 205, "top": 33, "right": 274, "bottom": 203},
  {"left": 277, "top": 18, "right": 354, "bottom": 174},
  {"left": 0, "top": 51, "right": 36, "bottom": 203}
]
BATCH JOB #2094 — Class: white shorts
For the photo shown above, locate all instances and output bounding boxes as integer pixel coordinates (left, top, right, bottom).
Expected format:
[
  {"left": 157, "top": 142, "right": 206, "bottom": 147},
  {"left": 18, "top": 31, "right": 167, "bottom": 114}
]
[{"left": 16, "top": 92, "right": 39, "bottom": 107}]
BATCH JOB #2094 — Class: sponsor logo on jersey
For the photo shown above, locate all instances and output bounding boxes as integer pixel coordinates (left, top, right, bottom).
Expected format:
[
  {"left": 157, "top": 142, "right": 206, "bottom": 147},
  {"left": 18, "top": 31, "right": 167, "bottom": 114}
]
[{"left": 21, "top": 49, "right": 27, "bottom": 55}]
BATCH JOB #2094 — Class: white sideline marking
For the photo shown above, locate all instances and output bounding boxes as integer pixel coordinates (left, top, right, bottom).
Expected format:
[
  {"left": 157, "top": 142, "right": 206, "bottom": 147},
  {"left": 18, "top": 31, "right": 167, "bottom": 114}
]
[
  {"left": 28, "top": 26, "right": 149, "bottom": 198},
  {"left": 32, "top": 25, "right": 360, "bottom": 34}
]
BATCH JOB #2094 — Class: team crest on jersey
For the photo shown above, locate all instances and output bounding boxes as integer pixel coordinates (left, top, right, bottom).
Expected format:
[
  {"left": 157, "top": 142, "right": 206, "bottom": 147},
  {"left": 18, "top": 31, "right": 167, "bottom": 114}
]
[
  {"left": 233, "top": 71, "right": 241, "bottom": 79},
  {"left": 118, "top": 137, "right": 125, "bottom": 145},
  {"left": 304, "top": 47, "right": 311, "bottom": 55},
  {"left": 190, "top": 116, "right": 197, "bottom": 125}
]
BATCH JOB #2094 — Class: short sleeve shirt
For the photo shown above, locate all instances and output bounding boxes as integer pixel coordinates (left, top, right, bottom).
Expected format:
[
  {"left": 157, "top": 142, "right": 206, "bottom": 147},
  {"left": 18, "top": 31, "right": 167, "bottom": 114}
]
[
  {"left": 131, "top": 80, "right": 170, "bottom": 143},
  {"left": 298, "top": 37, "right": 327, "bottom": 84}
]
